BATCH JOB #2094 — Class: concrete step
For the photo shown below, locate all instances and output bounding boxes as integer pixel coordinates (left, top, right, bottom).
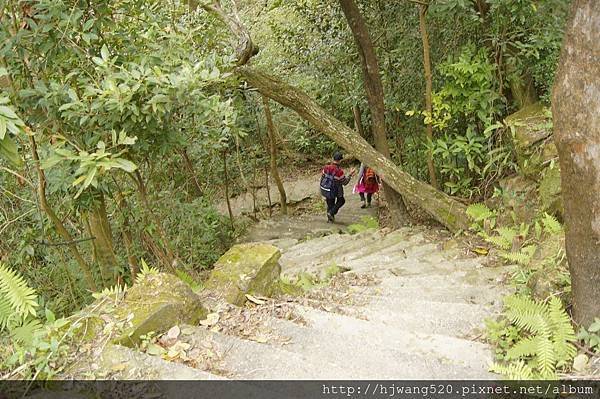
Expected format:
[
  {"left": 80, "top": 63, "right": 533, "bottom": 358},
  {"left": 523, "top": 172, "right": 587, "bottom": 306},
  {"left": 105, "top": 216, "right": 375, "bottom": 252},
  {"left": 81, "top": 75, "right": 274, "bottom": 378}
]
[
  {"left": 180, "top": 325, "right": 352, "bottom": 379},
  {"left": 286, "top": 304, "right": 495, "bottom": 378},
  {"left": 223, "top": 304, "right": 494, "bottom": 379},
  {"left": 96, "top": 344, "right": 226, "bottom": 380},
  {"left": 354, "top": 274, "right": 509, "bottom": 306}
]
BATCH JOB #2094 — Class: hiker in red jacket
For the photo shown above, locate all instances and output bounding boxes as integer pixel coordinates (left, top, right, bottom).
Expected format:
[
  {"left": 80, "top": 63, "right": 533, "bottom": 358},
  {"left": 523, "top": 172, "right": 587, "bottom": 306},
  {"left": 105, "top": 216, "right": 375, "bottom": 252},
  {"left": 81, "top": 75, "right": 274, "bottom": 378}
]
[{"left": 320, "top": 151, "right": 355, "bottom": 223}]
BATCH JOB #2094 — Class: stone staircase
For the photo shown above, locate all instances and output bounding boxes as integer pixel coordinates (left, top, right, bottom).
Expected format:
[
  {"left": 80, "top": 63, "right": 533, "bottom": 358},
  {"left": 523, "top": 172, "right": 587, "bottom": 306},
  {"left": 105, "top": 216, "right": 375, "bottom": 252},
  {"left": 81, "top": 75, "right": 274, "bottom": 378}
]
[{"left": 97, "top": 194, "right": 514, "bottom": 380}]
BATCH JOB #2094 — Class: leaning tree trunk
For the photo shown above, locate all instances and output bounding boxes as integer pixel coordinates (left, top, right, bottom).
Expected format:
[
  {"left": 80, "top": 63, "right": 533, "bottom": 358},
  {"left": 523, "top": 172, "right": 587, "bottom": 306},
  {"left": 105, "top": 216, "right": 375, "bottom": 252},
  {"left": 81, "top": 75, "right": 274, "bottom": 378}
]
[
  {"left": 239, "top": 67, "right": 469, "bottom": 232},
  {"left": 552, "top": 0, "right": 600, "bottom": 327},
  {"left": 339, "top": 0, "right": 409, "bottom": 227},
  {"left": 418, "top": 3, "right": 439, "bottom": 189},
  {"left": 262, "top": 95, "right": 288, "bottom": 215},
  {"left": 86, "top": 191, "right": 119, "bottom": 287}
]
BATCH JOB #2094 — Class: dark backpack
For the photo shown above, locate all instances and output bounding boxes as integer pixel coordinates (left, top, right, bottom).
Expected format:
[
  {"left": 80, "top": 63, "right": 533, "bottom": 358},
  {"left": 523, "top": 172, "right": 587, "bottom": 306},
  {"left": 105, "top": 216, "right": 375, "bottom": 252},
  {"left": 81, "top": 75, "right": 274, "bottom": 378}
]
[{"left": 320, "top": 165, "right": 339, "bottom": 199}]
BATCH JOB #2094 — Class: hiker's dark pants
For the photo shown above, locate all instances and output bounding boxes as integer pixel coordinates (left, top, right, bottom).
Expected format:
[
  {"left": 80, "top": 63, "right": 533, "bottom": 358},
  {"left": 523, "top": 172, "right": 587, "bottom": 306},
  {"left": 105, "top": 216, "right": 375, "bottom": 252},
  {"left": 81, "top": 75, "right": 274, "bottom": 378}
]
[
  {"left": 359, "top": 193, "right": 373, "bottom": 204},
  {"left": 326, "top": 196, "right": 346, "bottom": 216}
]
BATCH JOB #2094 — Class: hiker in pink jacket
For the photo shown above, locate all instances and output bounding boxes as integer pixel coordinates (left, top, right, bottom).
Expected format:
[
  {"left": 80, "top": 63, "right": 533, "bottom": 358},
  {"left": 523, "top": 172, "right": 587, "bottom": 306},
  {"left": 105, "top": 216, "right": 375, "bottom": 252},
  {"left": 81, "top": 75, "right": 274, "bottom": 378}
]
[{"left": 353, "top": 163, "right": 381, "bottom": 208}]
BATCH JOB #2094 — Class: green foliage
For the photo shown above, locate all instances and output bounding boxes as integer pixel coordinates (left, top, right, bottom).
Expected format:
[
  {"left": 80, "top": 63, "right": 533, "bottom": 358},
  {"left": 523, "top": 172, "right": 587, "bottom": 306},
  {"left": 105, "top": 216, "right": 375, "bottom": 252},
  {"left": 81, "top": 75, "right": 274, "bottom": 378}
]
[
  {"left": 577, "top": 318, "right": 600, "bottom": 354},
  {"left": 0, "top": 262, "right": 39, "bottom": 332},
  {"left": 488, "top": 295, "right": 576, "bottom": 379},
  {"left": 0, "top": 94, "right": 25, "bottom": 168},
  {"left": 135, "top": 259, "right": 159, "bottom": 285},
  {"left": 175, "top": 270, "right": 203, "bottom": 292},
  {"left": 466, "top": 203, "right": 496, "bottom": 229}
]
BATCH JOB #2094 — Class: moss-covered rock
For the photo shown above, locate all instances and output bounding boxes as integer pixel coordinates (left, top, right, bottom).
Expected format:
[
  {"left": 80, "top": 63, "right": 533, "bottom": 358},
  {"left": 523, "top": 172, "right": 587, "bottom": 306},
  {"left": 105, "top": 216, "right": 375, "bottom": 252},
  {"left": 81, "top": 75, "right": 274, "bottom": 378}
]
[
  {"left": 539, "top": 166, "right": 563, "bottom": 218},
  {"left": 204, "top": 243, "right": 281, "bottom": 305},
  {"left": 68, "top": 273, "right": 207, "bottom": 348},
  {"left": 505, "top": 102, "right": 554, "bottom": 178}
]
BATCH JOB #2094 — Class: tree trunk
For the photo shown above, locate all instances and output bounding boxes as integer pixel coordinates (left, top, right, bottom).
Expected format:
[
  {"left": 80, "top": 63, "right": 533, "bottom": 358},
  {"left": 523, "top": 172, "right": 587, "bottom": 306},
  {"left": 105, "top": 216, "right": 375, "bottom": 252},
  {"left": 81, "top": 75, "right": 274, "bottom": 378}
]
[
  {"left": 179, "top": 148, "right": 203, "bottom": 197},
  {"left": 86, "top": 191, "right": 119, "bottom": 287},
  {"left": 262, "top": 95, "right": 288, "bottom": 215},
  {"left": 238, "top": 67, "right": 469, "bottom": 232},
  {"left": 222, "top": 150, "right": 235, "bottom": 230},
  {"left": 353, "top": 105, "right": 365, "bottom": 138},
  {"left": 418, "top": 3, "right": 439, "bottom": 189},
  {"left": 28, "top": 134, "right": 97, "bottom": 291},
  {"left": 113, "top": 189, "right": 139, "bottom": 281},
  {"left": 132, "top": 170, "right": 178, "bottom": 270},
  {"left": 552, "top": 0, "right": 600, "bottom": 327},
  {"left": 339, "top": 0, "right": 408, "bottom": 227}
]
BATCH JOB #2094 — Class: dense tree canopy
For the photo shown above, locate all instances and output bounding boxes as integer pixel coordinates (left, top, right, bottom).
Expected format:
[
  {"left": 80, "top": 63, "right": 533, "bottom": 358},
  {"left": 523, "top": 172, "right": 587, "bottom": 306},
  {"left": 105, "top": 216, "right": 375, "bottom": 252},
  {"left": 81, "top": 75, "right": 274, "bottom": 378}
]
[{"left": 3, "top": 0, "right": 599, "bottom": 382}]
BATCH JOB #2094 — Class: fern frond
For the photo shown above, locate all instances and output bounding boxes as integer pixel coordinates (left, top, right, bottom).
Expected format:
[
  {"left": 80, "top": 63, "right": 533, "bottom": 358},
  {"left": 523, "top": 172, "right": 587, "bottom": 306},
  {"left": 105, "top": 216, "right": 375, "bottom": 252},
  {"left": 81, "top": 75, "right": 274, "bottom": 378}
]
[
  {"left": 490, "top": 360, "right": 535, "bottom": 380},
  {"left": 506, "top": 336, "right": 540, "bottom": 360},
  {"left": 0, "top": 295, "right": 14, "bottom": 330},
  {"left": 175, "top": 270, "right": 201, "bottom": 291},
  {"left": 467, "top": 203, "right": 495, "bottom": 222},
  {"left": 0, "top": 262, "right": 38, "bottom": 318},
  {"left": 11, "top": 318, "right": 42, "bottom": 345},
  {"left": 504, "top": 295, "right": 548, "bottom": 334},
  {"left": 500, "top": 245, "right": 537, "bottom": 266},
  {"left": 548, "top": 297, "right": 577, "bottom": 364},
  {"left": 534, "top": 337, "right": 557, "bottom": 379},
  {"left": 542, "top": 213, "right": 562, "bottom": 235},
  {"left": 91, "top": 284, "right": 128, "bottom": 300},
  {"left": 135, "top": 258, "right": 159, "bottom": 284}
]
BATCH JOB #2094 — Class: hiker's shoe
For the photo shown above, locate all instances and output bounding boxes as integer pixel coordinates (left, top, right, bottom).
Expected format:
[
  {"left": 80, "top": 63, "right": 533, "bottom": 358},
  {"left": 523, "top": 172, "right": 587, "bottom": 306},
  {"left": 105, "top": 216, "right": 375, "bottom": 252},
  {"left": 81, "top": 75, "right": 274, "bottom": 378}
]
[
  {"left": 327, "top": 212, "right": 334, "bottom": 223},
  {"left": 360, "top": 202, "right": 367, "bottom": 209},
  {"left": 367, "top": 203, "right": 372, "bottom": 208}
]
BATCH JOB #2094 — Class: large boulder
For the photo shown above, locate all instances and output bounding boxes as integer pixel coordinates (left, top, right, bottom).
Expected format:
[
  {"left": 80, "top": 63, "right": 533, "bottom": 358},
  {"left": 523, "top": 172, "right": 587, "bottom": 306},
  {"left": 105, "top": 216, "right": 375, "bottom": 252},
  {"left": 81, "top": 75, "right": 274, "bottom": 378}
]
[
  {"left": 204, "top": 243, "right": 281, "bottom": 305},
  {"left": 68, "top": 273, "right": 207, "bottom": 347},
  {"left": 505, "top": 102, "right": 554, "bottom": 178}
]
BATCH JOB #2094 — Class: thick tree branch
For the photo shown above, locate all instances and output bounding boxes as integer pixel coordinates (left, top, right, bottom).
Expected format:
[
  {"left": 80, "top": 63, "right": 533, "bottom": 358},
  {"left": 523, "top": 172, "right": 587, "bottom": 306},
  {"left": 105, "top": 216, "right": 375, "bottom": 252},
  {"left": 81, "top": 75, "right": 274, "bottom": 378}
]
[
  {"left": 200, "top": 1, "right": 257, "bottom": 66},
  {"left": 238, "top": 67, "right": 469, "bottom": 231}
]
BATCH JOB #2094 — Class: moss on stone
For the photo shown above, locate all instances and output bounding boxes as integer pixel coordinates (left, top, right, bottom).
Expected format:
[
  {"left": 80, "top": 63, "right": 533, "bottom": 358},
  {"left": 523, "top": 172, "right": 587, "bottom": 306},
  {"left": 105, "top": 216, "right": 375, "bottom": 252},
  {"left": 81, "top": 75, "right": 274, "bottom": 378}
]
[
  {"left": 506, "top": 103, "right": 553, "bottom": 178},
  {"left": 539, "top": 166, "right": 563, "bottom": 217},
  {"left": 205, "top": 243, "right": 282, "bottom": 306},
  {"left": 63, "top": 273, "right": 207, "bottom": 348}
]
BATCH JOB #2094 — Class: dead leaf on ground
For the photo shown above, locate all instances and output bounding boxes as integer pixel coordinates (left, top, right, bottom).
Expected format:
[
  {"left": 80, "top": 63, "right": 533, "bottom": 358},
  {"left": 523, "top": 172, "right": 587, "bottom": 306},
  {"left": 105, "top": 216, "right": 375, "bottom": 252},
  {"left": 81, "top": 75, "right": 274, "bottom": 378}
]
[
  {"left": 245, "top": 294, "right": 267, "bottom": 305},
  {"left": 200, "top": 312, "right": 220, "bottom": 327}
]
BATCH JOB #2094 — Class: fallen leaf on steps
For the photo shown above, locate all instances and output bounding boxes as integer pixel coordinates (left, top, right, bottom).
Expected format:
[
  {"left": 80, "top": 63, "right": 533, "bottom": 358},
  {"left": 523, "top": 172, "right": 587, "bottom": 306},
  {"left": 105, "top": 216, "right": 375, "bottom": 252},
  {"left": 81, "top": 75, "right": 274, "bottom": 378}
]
[
  {"left": 147, "top": 343, "right": 166, "bottom": 356},
  {"left": 245, "top": 294, "right": 267, "bottom": 305},
  {"left": 200, "top": 312, "right": 220, "bottom": 326},
  {"left": 111, "top": 363, "right": 127, "bottom": 372},
  {"left": 167, "top": 325, "right": 180, "bottom": 340},
  {"left": 181, "top": 326, "right": 195, "bottom": 335},
  {"left": 573, "top": 354, "right": 589, "bottom": 372},
  {"left": 471, "top": 247, "right": 489, "bottom": 255},
  {"left": 253, "top": 334, "right": 269, "bottom": 343}
]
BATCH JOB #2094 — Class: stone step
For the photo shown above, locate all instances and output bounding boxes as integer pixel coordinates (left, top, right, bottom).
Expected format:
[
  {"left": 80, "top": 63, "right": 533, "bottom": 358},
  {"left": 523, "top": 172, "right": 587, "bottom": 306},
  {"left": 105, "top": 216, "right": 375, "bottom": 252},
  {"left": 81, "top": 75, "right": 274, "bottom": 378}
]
[
  {"left": 285, "top": 304, "right": 495, "bottom": 378},
  {"left": 281, "top": 231, "right": 428, "bottom": 279},
  {"left": 354, "top": 274, "right": 509, "bottom": 306},
  {"left": 180, "top": 325, "right": 352, "bottom": 379},
  {"left": 96, "top": 344, "right": 226, "bottom": 380},
  {"left": 215, "top": 304, "right": 496, "bottom": 379},
  {"left": 346, "top": 297, "right": 499, "bottom": 338}
]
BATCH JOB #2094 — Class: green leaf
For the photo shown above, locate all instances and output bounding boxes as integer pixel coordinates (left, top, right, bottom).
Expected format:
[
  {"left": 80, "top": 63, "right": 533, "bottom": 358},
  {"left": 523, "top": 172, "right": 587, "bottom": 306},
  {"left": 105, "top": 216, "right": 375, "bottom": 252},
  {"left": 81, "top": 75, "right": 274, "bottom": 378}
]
[
  {"left": 0, "top": 135, "right": 22, "bottom": 168},
  {"left": 111, "top": 158, "right": 137, "bottom": 173},
  {"left": 0, "top": 105, "right": 19, "bottom": 120},
  {"left": 45, "top": 308, "right": 55, "bottom": 323},
  {"left": 0, "top": 117, "right": 6, "bottom": 140},
  {"left": 100, "top": 44, "right": 110, "bottom": 61}
]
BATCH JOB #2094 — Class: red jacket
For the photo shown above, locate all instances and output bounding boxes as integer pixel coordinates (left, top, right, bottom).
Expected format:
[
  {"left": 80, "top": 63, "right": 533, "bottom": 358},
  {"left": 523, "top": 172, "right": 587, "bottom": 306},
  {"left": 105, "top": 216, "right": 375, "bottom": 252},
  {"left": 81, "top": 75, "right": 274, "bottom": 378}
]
[{"left": 322, "top": 164, "right": 351, "bottom": 197}]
